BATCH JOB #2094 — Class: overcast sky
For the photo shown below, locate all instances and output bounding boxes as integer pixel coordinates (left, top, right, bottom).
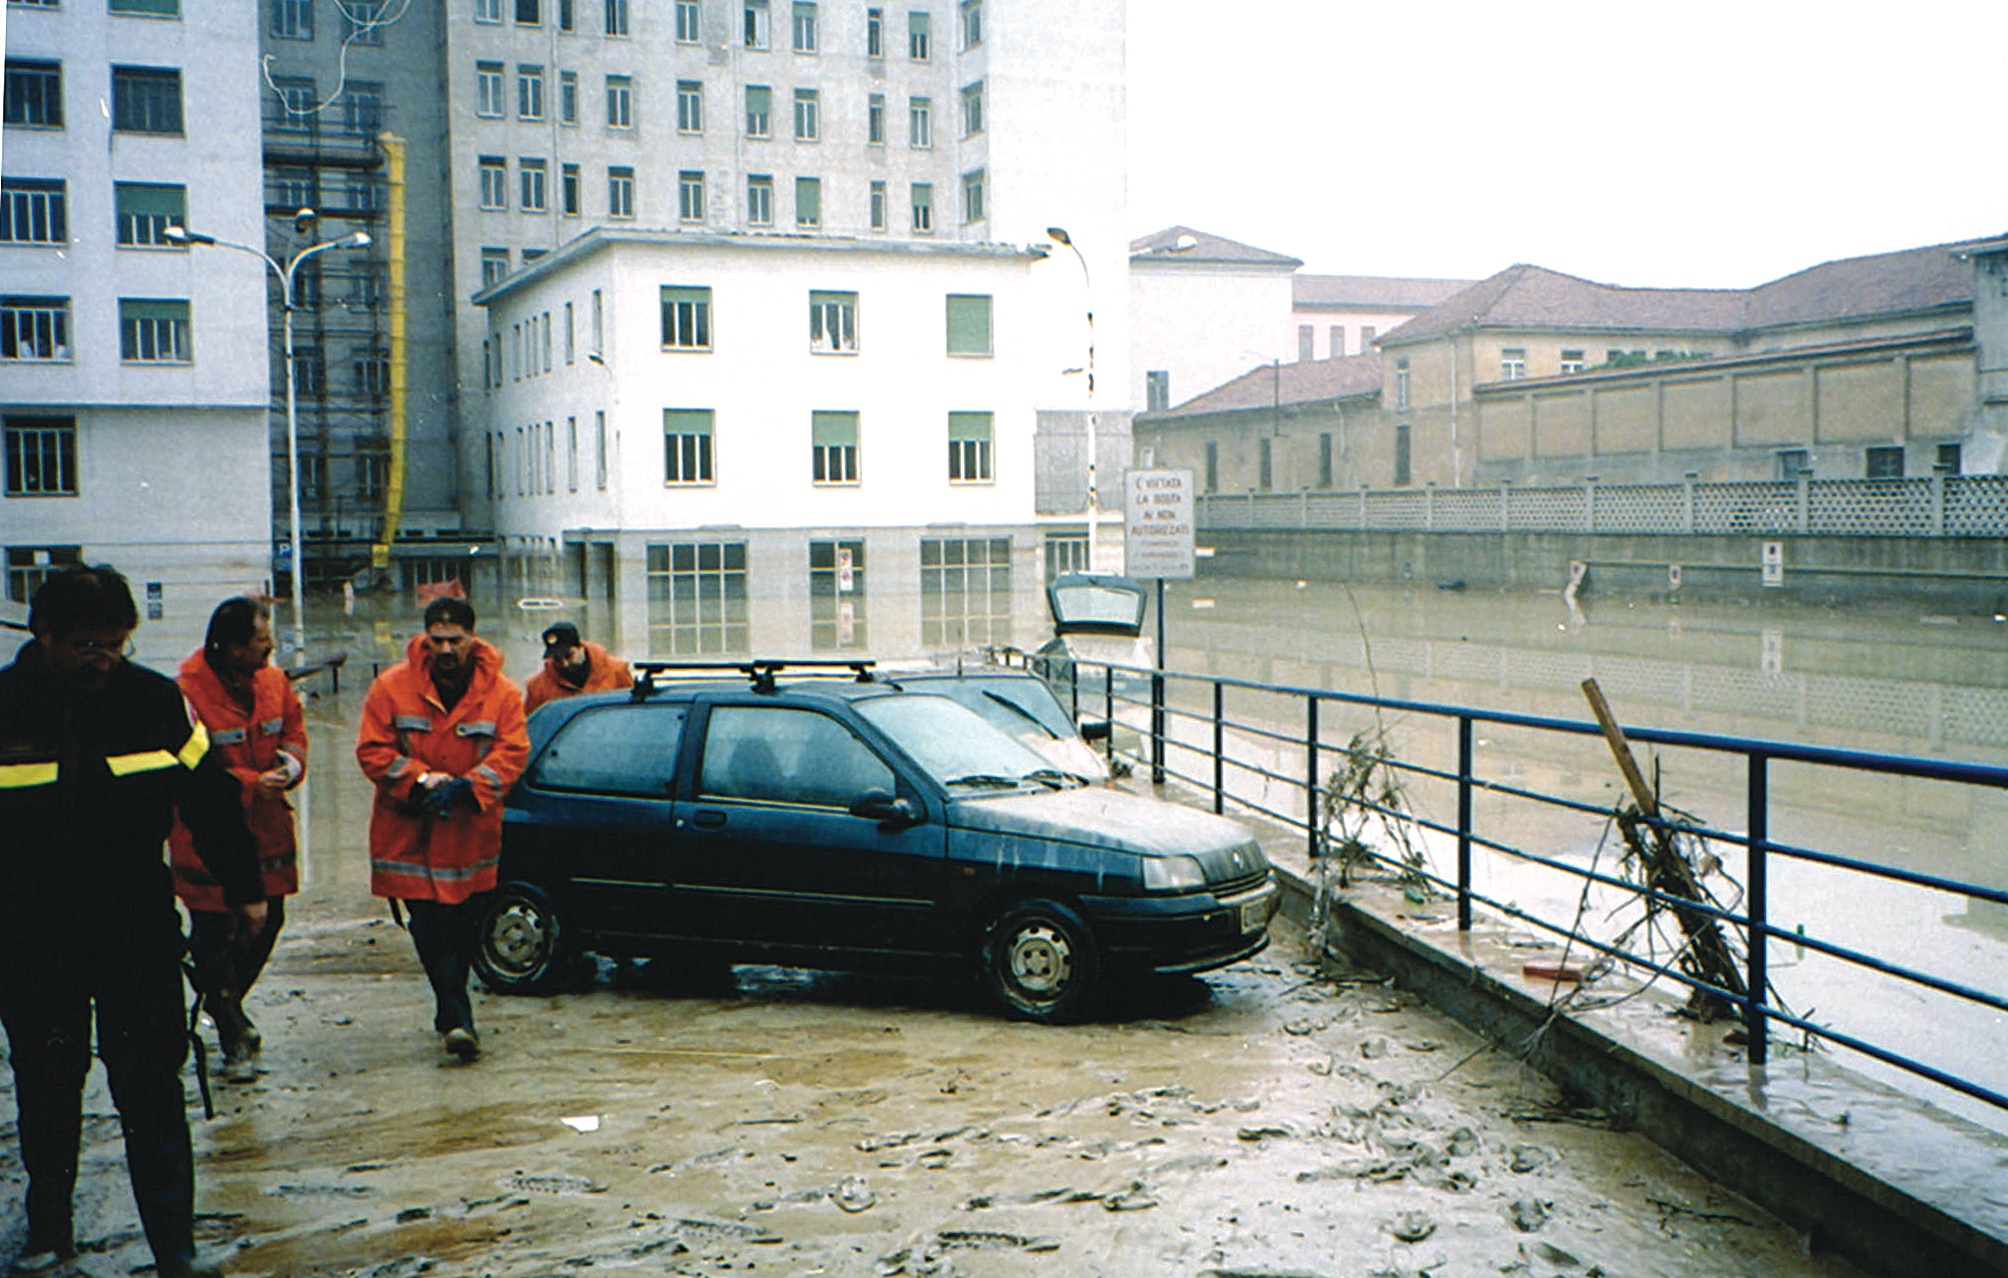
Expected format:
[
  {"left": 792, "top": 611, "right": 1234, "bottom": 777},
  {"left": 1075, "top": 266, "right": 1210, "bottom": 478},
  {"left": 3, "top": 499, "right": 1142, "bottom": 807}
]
[{"left": 1125, "top": 0, "right": 2008, "bottom": 290}]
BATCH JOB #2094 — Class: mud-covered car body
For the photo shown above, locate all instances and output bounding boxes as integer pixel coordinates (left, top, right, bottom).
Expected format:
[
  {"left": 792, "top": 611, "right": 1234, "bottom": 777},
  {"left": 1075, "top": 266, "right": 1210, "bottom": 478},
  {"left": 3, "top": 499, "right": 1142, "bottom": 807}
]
[
  {"left": 488, "top": 662, "right": 1275, "bottom": 1020},
  {"left": 878, "top": 664, "right": 1112, "bottom": 784}
]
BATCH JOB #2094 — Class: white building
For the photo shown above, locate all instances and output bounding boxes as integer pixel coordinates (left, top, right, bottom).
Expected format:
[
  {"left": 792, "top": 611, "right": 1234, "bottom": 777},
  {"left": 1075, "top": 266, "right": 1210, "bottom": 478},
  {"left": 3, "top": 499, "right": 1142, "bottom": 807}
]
[
  {"left": 454, "top": 0, "right": 1127, "bottom": 654},
  {"left": 1, "top": 0, "right": 272, "bottom": 645},
  {"left": 1128, "top": 227, "right": 1301, "bottom": 417}
]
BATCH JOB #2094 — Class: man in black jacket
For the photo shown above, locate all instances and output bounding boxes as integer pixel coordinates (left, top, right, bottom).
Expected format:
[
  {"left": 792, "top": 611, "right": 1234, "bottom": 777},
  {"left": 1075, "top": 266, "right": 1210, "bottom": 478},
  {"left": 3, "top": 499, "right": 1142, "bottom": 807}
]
[{"left": 0, "top": 567, "right": 265, "bottom": 1278}]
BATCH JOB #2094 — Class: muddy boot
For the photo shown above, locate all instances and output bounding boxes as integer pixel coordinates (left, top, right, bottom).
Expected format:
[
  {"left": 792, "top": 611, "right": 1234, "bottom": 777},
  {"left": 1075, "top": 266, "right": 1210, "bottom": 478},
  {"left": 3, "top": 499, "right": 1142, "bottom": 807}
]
[
  {"left": 210, "top": 994, "right": 257, "bottom": 1079},
  {"left": 7, "top": 1241, "right": 76, "bottom": 1277},
  {"left": 443, "top": 1027, "right": 480, "bottom": 1063}
]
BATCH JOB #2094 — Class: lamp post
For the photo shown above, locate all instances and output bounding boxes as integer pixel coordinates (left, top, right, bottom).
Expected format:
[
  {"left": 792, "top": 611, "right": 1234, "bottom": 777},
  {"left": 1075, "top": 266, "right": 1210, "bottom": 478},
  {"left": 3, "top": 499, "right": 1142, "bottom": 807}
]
[
  {"left": 1045, "top": 226, "right": 1098, "bottom": 572},
  {"left": 166, "top": 219, "right": 371, "bottom": 660}
]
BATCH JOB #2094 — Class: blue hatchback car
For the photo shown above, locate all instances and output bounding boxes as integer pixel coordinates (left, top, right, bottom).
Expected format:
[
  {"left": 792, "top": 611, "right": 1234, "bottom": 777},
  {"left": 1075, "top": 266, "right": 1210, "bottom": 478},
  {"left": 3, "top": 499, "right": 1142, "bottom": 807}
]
[{"left": 479, "top": 660, "right": 1277, "bottom": 1022}]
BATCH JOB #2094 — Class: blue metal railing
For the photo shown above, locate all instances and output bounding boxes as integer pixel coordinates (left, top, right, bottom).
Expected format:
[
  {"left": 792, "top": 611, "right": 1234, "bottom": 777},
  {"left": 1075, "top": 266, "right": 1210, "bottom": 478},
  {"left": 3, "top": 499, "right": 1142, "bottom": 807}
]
[{"left": 1049, "top": 656, "right": 2008, "bottom": 1116}]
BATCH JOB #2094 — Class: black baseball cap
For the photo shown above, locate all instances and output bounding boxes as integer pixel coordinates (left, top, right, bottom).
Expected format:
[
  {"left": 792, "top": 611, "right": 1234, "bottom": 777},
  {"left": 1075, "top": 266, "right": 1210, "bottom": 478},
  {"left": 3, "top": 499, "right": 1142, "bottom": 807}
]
[{"left": 541, "top": 621, "right": 581, "bottom": 657}]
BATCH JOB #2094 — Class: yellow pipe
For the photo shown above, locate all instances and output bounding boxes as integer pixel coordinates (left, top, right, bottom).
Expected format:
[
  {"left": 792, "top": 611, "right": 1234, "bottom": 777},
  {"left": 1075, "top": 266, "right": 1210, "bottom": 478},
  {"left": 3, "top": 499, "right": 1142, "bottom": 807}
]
[{"left": 372, "top": 132, "right": 408, "bottom": 571}]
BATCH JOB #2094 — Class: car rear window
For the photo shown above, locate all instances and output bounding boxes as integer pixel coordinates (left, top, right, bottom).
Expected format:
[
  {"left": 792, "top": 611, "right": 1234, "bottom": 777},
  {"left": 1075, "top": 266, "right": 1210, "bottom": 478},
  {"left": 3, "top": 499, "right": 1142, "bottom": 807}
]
[{"left": 531, "top": 704, "right": 686, "bottom": 796}]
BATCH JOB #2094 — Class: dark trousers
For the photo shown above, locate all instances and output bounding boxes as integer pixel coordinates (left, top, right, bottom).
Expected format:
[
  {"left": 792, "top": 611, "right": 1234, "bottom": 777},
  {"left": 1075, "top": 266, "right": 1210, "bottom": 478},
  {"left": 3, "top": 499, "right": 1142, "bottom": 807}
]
[
  {"left": 0, "top": 930, "right": 198, "bottom": 1270},
  {"left": 187, "top": 895, "right": 286, "bottom": 1005},
  {"left": 404, "top": 896, "right": 484, "bottom": 1035}
]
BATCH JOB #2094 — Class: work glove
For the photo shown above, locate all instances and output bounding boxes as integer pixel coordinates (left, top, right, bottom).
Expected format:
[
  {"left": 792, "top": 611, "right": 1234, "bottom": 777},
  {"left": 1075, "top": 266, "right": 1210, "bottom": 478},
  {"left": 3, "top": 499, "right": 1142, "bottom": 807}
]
[{"left": 420, "top": 776, "right": 476, "bottom": 819}]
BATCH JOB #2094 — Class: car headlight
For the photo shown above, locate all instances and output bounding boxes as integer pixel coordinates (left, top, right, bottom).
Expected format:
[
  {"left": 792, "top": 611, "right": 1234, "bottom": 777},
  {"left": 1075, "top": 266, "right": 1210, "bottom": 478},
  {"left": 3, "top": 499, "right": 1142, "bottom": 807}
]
[{"left": 1142, "top": 854, "right": 1206, "bottom": 892}]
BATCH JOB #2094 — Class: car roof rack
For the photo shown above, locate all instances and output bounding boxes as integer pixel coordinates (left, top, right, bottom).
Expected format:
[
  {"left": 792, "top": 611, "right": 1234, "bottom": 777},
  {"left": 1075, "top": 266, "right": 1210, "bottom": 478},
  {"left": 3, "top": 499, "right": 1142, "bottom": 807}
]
[{"left": 630, "top": 658, "right": 878, "bottom": 698}]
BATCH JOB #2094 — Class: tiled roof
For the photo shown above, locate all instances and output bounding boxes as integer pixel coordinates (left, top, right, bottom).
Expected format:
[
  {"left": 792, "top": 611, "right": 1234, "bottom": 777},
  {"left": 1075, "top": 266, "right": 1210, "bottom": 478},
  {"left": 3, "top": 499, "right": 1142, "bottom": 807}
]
[
  {"left": 1381, "top": 238, "right": 1997, "bottom": 346},
  {"left": 1130, "top": 225, "right": 1303, "bottom": 270},
  {"left": 1293, "top": 273, "right": 1476, "bottom": 310},
  {"left": 1145, "top": 353, "right": 1382, "bottom": 421}
]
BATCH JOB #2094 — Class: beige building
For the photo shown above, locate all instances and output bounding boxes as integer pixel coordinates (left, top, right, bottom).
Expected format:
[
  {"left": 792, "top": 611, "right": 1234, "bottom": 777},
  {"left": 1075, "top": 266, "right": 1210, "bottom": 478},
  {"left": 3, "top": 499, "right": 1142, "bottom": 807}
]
[{"left": 1133, "top": 355, "right": 1381, "bottom": 495}]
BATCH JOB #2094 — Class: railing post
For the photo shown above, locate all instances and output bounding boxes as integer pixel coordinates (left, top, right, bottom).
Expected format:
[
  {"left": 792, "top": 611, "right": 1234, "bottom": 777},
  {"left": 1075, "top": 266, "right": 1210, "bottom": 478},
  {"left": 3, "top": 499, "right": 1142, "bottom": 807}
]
[
  {"left": 1457, "top": 715, "right": 1473, "bottom": 931},
  {"left": 1795, "top": 471, "right": 1811, "bottom": 535},
  {"left": 1584, "top": 477, "right": 1598, "bottom": 533},
  {"left": 1306, "top": 696, "right": 1321, "bottom": 862},
  {"left": 1746, "top": 752, "right": 1770, "bottom": 1066},
  {"left": 1211, "top": 680, "right": 1224, "bottom": 815},
  {"left": 1102, "top": 662, "right": 1114, "bottom": 767},
  {"left": 1683, "top": 471, "right": 1697, "bottom": 535},
  {"left": 1930, "top": 471, "right": 1946, "bottom": 536}
]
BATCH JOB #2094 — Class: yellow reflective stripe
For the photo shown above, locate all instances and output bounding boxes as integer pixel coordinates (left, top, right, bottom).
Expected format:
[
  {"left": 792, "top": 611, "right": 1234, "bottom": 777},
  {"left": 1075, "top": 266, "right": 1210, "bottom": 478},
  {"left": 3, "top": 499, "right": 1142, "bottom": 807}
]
[
  {"left": 0, "top": 761, "right": 59, "bottom": 789},
  {"left": 178, "top": 720, "right": 210, "bottom": 769},
  {"left": 106, "top": 749, "right": 179, "bottom": 777}
]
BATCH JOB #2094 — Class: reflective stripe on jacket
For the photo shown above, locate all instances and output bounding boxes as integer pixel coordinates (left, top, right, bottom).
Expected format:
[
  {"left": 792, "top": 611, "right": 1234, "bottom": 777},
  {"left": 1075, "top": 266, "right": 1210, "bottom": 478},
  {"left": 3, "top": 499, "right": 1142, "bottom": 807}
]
[
  {"left": 523, "top": 641, "right": 634, "bottom": 715},
  {"left": 168, "top": 650, "right": 306, "bottom": 911},
  {"left": 354, "top": 633, "right": 528, "bottom": 904}
]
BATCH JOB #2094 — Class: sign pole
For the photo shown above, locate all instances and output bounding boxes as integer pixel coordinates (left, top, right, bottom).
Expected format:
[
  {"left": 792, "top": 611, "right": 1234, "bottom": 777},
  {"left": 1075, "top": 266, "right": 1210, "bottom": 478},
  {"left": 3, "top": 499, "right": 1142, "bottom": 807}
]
[{"left": 1152, "top": 577, "right": 1166, "bottom": 784}]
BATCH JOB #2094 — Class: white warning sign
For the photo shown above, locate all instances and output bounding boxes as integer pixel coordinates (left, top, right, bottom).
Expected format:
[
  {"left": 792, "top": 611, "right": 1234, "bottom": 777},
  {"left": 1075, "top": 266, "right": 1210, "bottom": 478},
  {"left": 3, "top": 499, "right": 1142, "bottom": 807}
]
[{"left": 1125, "top": 469, "right": 1196, "bottom": 580}]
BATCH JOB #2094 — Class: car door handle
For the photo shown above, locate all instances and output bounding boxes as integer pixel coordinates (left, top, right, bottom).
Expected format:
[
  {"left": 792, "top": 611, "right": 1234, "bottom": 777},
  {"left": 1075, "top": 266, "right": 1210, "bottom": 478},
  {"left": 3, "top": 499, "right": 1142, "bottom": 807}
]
[{"left": 692, "top": 809, "right": 726, "bottom": 829}]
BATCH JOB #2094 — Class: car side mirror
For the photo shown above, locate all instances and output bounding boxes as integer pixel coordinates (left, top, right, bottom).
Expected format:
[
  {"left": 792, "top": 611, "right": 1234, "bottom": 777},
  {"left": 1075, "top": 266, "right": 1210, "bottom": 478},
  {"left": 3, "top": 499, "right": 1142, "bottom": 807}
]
[
  {"left": 851, "top": 788, "right": 919, "bottom": 824},
  {"left": 1079, "top": 719, "right": 1112, "bottom": 742}
]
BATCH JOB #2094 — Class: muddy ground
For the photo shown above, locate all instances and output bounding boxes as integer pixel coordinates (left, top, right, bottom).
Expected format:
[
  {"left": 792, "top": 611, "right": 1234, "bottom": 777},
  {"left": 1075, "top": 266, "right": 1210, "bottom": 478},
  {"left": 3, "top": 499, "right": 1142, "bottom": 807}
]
[{"left": 0, "top": 876, "right": 1865, "bottom": 1278}]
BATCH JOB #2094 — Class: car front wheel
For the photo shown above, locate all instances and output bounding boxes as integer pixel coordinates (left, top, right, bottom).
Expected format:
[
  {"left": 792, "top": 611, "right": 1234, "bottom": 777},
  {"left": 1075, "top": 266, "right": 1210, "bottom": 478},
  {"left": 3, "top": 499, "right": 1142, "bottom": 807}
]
[
  {"left": 983, "top": 900, "right": 1099, "bottom": 1023},
  {"left": 474, "top": 884, "right": 569, "bottom": 994}
]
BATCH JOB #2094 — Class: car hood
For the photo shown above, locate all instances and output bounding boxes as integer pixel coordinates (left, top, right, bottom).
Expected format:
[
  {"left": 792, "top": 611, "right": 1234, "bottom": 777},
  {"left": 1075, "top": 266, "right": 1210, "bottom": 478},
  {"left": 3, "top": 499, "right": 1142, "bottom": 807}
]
[{"left": 949, "top": 786, "right": 1265, "bottom": 876}]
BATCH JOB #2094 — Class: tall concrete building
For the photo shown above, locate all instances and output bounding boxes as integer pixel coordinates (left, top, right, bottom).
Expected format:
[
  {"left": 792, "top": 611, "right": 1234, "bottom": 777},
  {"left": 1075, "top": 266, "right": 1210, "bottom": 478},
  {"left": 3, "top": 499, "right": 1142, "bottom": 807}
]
[{"left": 2, "top": 0, "right": 272, "bottom": 644}]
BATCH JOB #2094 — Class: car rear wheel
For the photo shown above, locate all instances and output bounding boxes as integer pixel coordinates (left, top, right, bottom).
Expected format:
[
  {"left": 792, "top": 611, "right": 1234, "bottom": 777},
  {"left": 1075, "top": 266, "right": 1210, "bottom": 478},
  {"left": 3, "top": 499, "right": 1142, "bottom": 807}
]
[
  {"left": 983, "top": 900, "right": 1099, "bottom": 1023},
  {"left": 474, "top": 884, "right": 570, "bottom": 994}
]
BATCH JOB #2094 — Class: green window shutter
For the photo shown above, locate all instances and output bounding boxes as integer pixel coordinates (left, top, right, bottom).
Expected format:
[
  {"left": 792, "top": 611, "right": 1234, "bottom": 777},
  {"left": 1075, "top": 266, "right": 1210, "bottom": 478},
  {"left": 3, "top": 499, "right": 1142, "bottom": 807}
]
[
  {"left": 116, "top": 183, "right": 185, "bottom": 217},
  {"left": 812, "top": 411, "right": 857, "bottom": 446},
  {"left": 664, "top": 408, "right": 713, "bottom": 437},
  {"left": 948, "top": 411, "right": 991, "bottom": 442},
  {"left": 111, "top": 0, "right": 179, "bottom": 13},
  {"left": 945, "top": 294, "right": 990, "bottom": 355},
  {"left": 121, "top": 298, "right": 189, "bottom": 321},
  {"left": 796, "top": 177, "right": 821, "bottom": 223}
]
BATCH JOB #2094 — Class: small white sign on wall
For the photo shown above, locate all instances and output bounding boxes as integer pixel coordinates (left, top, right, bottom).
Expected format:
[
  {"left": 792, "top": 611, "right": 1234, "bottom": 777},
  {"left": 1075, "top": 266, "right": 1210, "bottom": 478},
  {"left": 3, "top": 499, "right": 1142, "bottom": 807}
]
[{"left": 1761, "top": 541, "right": 1784, "bottom": 588}]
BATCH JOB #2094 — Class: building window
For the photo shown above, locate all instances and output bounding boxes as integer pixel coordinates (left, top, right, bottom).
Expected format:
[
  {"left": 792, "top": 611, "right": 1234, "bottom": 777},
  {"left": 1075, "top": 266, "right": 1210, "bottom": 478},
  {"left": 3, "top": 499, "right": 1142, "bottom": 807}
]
[
  {"left": 1361, "top": 325, "right": 1377, "bottom": 348},
  {"left": 663, "top": 409, "right": 715, "bottom": 484},
  {"left": 961, "top": 80, "right": 983, "bottom": 136},
  {"left": 559, "top": 70, "right": 578, "bottom": 124},
  {"left": 519, "top": 158, "right": 548, "bottom": 211},
  {"left": 1, "top": 179, "right": 67, "bottom": 246},
  {"left": 595, "top": 410, "right": 609, "bottom": 488},
  {"left": 475, "top": 0, "right": 501, "bottom": 21},
  {"left": 119, "top": 298, "right": 191, "bottom": 363},
  {"left": 792, "top": 1, "right": 817, "bottom": 51},
  {"left": 1393, "top": 424, "right": 1411, "bottom": 486},
  {"left": 866, "top": 6, "right": 883, "bottom": 57},
  {"left": 866, "top": 92, "right": 885, "bottom": 144},
  {"left": 960, "top": 0, "right": 981, "bottom": 47},
  {"left": 1936, "top": 443, "right": 1962, "bottom": 476},
  {"left": 476, "top": 62, "right": 505, "bottom": 116},
  {"left": 793, "top": 87, "right": 819, "bottom": 140},
  {"left": 810, "top": 540, "right": 867, "bottom": 651},
  {"left": 272, "top": 0, "right": 313, "bottom": 39},
  {"left": 747, "top": 174, "right": 773, "bottom": 226},
  {"left": 794, "top": 176, "right": 820, "bottom": 228},
  {"left": 910, "top": 182, "right": 932, "bottom": 232},
  {"left": 3, "top": 297, "right": 70, "bottom": 362},
  {"left": 478, "top": 157, "right": 507, "bottom": 209},
  {"left": 1203, "top": 440, "right": 1217, "bottom": 492},
  {"left": 868, "top": 180, "right": 886, "bottom": 230},
  {"left": 517, "top": 64, "right": 545, "bottom": 119},
  {"left": 340, "top": 0, "right": 386, "bottom": 43},
  {"left": 114, "top": 183, "right": 185, "bottom": 247},
  {"left": 561, "top": 162, "right": 581, "bottom": 214},
  {"left": 481, "top": 247, "right": 509, "bottom": 288},
  {"left": 948, "top": 411, "right": 991, "bottom": 482},
  {"left": 945, "top": 294, "right": 990, "bottom": 357},
  {"left": 646, "top": 541, "right": 748, "bottom": 655},
  {"left": 354, "top": 346, "right": 390, "bottom": 396},
  {"left": 271, "top": 76, "right": 316, "bottom": 130},
  {"left": 907, "top": 9, "right": 930, "bottom": 59},
  {"left": 960, "top": 168, "right": 984, "bottom": 223},
  {"left": 558, "top": 0, "right": 575, "bottom": 31},
  {"left": 810, "top": 290, "right": 856, "bottom": 353},
  {"left": 604, "top": 0, "right": 628, "bottom": 35},
  {"left": 1775, "top": 448, "right": 1809, "bottom": 480},
  {"left": 605, "top": 75, "right": 632, "bottom": 127},
  {"left": 4, "top": 60, "right": 64, "bottom": 129},
  {"left": 908, "top": 95, "right": 931, "bottom": 148},
  {"left": 812, "top": 410, "right": 858, "bottom": 484},
  {"left": 920, "top": 536, "right": 1011, "bottom": 649},
  {"left": 742, "top": 0, "right": 768, "bottom": 47},
  {"left": 608, "top": 166, "right": 635, "bottom": 217},
  {"left": 357, "top": 449, "right": 390, "bottom": 499},
  {"left": 1560, "top": 348, "right": 1586, "bottom": 375},
  {"left": 1145, "top": 370, "right": 1169, "bottom": 413},
  {"left": 516, "top": 0, "right": 539, "bottom": 23},
  {"left": 1329, "top": 326, "right": 1343, "bottom": 358},
  {"left": 745, "top": 84, "right": 771, "bottom": 136},
  {"left": 343, "top": 171, "right": 385, "bottom": 214},
  {"left": 676, "top": 0, "right": 701, "bottom": 41},
  {"left": 677, "top": 79, "right": 703, "bottom": 132},
  {"left": 112, "top": 66, "right": 182, "bottom": 134},
  {"left": 1866, "top": 446, "right": 1904, "bottom": 479},
  {"left": 1394, "top": 356, "right": 1410, "bottom": 410},
  {"left": 1500, "top": 347, "right": 1526, "bottom": 380},
  {"left": 1317, "top": 432, "right": 1333, "bottom": 488},
  {"left": 1043, "top": 534, "right": 1087, "bottom": 581},
  {"left": 1297, "top": 325, "right": 1313, "bottom": 362},
  {"left": 567, "top": 416, "right": 579, "bottom": 491},
  {"left": 678, "top": 170, "right": 706, "bottom": 222},
  {"left": 3, "top": 417, "right": 77, "bottom": 497},
  {"left": 5, "top": 547, "right": 84, "bottom": 604}
]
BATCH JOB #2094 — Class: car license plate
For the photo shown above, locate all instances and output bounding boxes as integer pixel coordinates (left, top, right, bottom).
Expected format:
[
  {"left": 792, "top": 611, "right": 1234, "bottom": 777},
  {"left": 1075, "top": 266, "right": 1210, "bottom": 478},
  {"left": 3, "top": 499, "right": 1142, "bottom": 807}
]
[{"left": 1239, "top": 898, "right": 1267, "bottom": 934}]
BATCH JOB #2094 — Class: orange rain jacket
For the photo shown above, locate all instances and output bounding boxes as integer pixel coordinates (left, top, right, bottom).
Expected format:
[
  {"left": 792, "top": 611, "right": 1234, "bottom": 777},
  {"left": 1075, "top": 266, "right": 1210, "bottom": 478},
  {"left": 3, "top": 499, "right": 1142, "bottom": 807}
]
[
  {"left": 167, "top": 651, "right": 306, "bottom": 912},
  {"left": 523, "top": 640, "right": 634, "bottom": 715},
  {"left": 354, "top": 634, "right": 528, "bottom": 904}
]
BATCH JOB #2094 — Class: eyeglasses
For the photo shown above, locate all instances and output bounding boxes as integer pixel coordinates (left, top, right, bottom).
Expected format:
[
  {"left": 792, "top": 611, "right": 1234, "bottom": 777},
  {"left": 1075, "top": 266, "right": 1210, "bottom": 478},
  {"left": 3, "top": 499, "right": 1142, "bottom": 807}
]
[{"left": 61, "top": 635, "right": 134, "bottom": 658}]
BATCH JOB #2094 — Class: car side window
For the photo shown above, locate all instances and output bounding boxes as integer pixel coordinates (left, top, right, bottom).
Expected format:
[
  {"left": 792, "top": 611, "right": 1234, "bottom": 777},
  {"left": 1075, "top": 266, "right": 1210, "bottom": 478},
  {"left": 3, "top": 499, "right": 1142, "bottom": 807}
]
[
  {"left": 698, "top": 706, "right": 894, "bottom": 808},
  {"left": 531, "top": 705, "right": 685, "bottom": 796}
]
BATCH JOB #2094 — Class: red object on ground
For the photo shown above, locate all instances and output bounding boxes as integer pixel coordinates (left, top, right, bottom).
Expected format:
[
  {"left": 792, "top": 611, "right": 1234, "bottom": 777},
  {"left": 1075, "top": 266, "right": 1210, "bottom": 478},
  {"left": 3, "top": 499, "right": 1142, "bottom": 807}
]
[
  {"left": 1521, "top": 962, "right": 1585, "bottom": 983},
  {"left": 416, "top": 578, "right": 466, "bottom": 604}
]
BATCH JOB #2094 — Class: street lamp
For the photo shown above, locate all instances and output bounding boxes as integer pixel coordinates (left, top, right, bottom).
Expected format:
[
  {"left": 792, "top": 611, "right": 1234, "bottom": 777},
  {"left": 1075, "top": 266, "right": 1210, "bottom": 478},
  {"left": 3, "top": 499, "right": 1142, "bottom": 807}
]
[
  {"left": 1045, "top": 226, "right": 1099, "bottom": 572},
  {"left": 166, "top": 219, "right": 371, "bottom": 660}
]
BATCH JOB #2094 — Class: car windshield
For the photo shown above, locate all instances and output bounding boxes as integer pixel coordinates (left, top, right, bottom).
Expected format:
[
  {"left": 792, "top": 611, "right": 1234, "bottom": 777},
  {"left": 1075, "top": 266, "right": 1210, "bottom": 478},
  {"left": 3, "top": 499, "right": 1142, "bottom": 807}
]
[
  {"left": 858, "top": 693, "right": 1060, "bottom": 789},
  {"left": 902, "top": 675, "right": 1076, "bottom": 741}
]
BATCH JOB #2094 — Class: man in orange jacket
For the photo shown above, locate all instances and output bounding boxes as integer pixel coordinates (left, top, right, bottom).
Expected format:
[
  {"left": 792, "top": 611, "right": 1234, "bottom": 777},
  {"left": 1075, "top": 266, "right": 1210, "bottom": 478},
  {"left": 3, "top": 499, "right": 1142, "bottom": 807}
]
[
  {"left": 168, "top": 598, "right": 305, "bottom": 1083},
  {"left": 354, "top": 597, "right": 527, "bottom": 1062},
  {"left": 523, "top": 620, "right": 632, "bottom": 715}
]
